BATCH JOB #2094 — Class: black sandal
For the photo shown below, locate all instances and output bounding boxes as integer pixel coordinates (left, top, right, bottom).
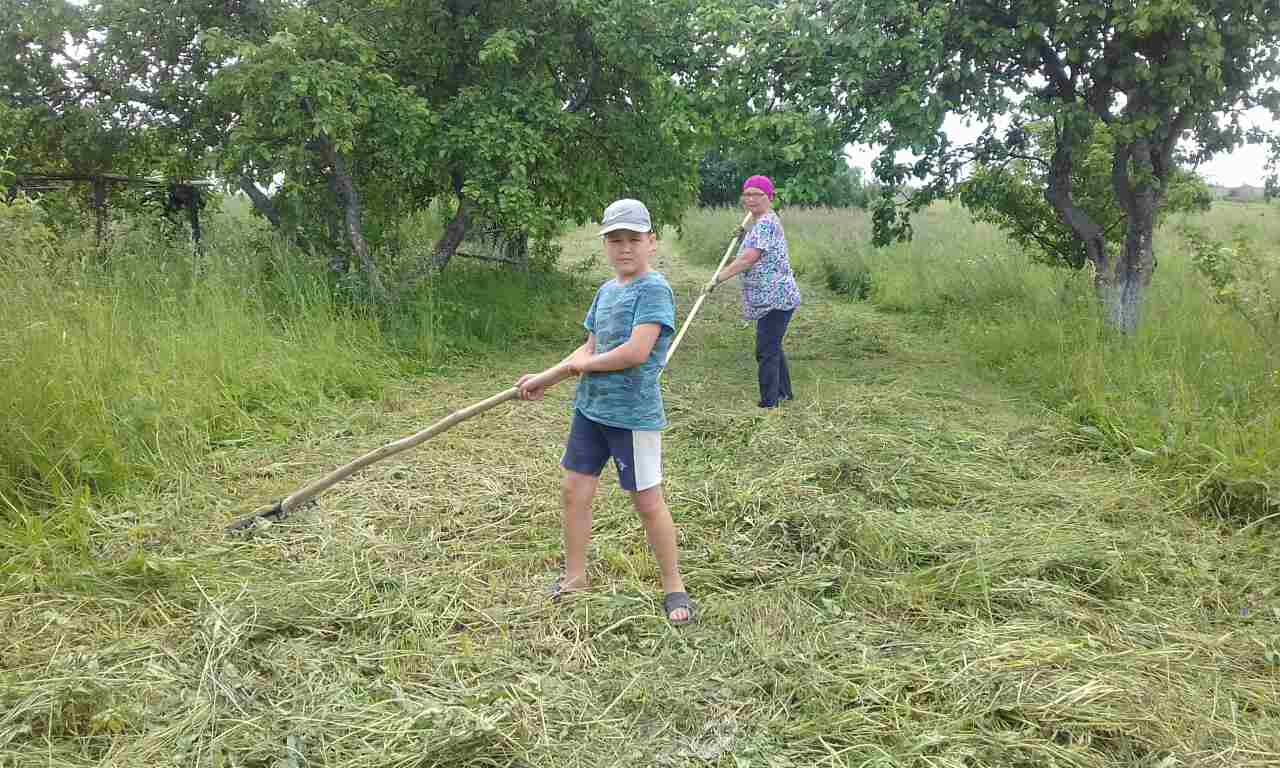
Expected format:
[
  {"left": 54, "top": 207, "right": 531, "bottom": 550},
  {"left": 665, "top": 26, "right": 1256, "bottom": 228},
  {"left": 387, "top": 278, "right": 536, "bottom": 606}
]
[
  {"left": 547, "top": 574, "right": 567, "bottom": 602},
  {"left": 663, "top": 591, "right": 695, "bottom": 626},
  {"left": 547, "top": 574, "right": 586, "bottom": 602}
]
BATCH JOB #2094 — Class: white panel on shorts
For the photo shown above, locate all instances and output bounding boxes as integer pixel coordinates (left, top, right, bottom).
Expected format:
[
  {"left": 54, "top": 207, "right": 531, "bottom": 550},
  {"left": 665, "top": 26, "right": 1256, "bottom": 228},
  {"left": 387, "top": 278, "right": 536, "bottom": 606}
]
[{"left": 631, "top": 430, "right": 663, "bottom": 491}]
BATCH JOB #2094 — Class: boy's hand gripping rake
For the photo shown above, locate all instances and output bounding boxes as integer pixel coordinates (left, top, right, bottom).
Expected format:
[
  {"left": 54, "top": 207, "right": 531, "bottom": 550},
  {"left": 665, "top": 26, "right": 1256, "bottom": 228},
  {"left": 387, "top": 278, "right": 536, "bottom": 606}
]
[{"left": 226, "top": 212, "right": 752, "bottom": 534}]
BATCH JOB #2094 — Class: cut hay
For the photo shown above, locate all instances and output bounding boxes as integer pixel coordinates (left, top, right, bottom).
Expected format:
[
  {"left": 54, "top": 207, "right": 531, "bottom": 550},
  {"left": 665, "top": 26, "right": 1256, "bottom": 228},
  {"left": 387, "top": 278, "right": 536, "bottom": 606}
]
[{"left": 3, "top": 224, "right": 1277, "bottom": 767}]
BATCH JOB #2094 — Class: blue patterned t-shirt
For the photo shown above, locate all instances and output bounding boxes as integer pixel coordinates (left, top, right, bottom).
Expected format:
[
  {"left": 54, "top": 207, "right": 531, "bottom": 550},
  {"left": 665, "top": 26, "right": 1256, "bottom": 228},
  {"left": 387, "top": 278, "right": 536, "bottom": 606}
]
[
  {"left": 573, "top": 271, "right": 676, "bottom": 431},
  {"left": 738, "top": 211, "right": 802, "bottom": 320}
]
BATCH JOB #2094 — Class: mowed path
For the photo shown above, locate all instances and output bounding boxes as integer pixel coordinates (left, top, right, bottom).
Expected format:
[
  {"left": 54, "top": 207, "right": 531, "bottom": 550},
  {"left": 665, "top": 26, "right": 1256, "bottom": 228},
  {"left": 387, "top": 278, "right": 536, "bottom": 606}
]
[{"left": 2, "top": 226, "right": 1277, "bottom": 767}]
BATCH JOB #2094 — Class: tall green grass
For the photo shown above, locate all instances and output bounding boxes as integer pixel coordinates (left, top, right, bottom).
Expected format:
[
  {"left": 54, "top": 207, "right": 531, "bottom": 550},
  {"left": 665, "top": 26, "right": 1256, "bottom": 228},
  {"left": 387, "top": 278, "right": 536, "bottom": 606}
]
[
  {"left": 0, "top": 196, "right": 585, "bottom": 514},
  {"left": 679, "top": 201, "right": 1280, "bottom": 518}
]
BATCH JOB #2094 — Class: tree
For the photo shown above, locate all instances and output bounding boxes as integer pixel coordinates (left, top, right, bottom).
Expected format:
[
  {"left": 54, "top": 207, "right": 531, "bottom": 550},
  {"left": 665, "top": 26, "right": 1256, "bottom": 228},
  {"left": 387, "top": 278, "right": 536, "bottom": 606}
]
[
  {"left": 6, "top": 0, "right": 717, "bottom": 295},
  {"left": 207, "top": 15, "right": 431, "bottom": 297},
  {"left": 798, "top": 0, "right": 1280, "bottom": 333},
  {"left": 794, "top": 160, "right": 872, "bottom": 208},
  {"left": 960, "top": 120, "right": 1212, "bottom": 269},
  {"left": 207, "top": 0, "right": 710, "bottom": 292},
  {"left": 683, "top": 1, "right": 861, "bottom": 208},
  {"left": 1, "top": 0, "right": 271, "bottom": 252},
  {"left": 3, "top": 0, "right": 135, "bottom": 251}
]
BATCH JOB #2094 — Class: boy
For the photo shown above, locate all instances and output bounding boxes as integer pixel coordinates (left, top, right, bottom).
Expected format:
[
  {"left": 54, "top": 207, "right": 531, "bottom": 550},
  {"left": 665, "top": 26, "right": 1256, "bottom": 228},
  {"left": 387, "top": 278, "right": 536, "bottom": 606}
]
[{"left": 514, "top": 198, "right": 693, "bottom": 625}]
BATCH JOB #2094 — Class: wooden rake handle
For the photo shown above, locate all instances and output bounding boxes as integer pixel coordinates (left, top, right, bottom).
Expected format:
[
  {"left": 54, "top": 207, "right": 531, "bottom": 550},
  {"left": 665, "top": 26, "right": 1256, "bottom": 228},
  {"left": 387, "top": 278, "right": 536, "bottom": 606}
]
[
  {"left": 227, "top": 387, "right": 520, "bottom": 532},
  {"left": 228, "top": 213, "right": 750, "bottom": 533},
  {"left": 664, "top": 211, "right": 753, "bottom": 369}
]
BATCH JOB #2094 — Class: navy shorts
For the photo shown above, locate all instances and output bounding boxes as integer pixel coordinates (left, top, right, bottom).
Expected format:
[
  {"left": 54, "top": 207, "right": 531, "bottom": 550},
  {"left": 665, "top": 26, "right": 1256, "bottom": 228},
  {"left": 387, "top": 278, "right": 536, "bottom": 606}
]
[{"left": 561, "top": 410, "right": 663, "bottom": 492}]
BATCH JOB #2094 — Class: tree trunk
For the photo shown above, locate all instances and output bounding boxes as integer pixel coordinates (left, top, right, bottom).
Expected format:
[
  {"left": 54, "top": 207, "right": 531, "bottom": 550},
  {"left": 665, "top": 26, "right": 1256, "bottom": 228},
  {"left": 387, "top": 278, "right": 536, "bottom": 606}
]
[
  {"left": 325, "top": 173, "right": 350, "bottom": 275},
  {"left": 186, "top": 185, "right": 205, "bottom": 276},
  {"left": 238, "top": 175, "right": 283, "bottom": 229},
  {"left": 316, "top": 137, "right": 386, "bottom": 299},
  {"left": 1042, "top": 127, "right": 1164, "bottom": 334},
  {"left": 430, "top": 195, "right": 474, "bottom": 271},
  {"left": 187, "top": 185, "right": 203, "bottom": 247},
  {"left": 239, "top": 174, "right": 330, "bottom": 261},
  {"left": 327, "top": 215, "right": 349, "bottom": 274},
  {"left": 504, "top": 230, "right": 529, "bottom": 271},
  {"left": 296, "top": 96, "right": 383, "bottom": 294},
  {"left": 1044, "top": 134, "right": 1113, "bottom": 307},
  {"left": 1092, "top": 200, "right": 1156, "bottom": 334},
  {"left": 91, "top": 175, "right": 109, "bottom": 262},
  {"left": 1103, "top": 139, "right": 1160, "bottom": 335}
]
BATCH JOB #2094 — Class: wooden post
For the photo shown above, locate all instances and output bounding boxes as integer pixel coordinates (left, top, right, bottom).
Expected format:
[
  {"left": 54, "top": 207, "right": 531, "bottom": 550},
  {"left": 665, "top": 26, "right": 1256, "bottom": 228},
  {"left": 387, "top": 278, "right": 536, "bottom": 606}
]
[
  {"left": 187, "top": 185, "right": 205, "bottom": 274},
  {"left": 91, "top": 175, "right": 109, "bottom": 261},
  {"left": 505, "top": 230, "right": 529, "bottom": 272}
]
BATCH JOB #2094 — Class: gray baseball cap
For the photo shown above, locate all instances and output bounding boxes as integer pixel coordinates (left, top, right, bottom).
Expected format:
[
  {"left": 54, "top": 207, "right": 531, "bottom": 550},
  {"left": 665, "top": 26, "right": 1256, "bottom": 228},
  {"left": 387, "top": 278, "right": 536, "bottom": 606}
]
[{"left": 598, "top": 198, "right": 653, "bottom": 236}]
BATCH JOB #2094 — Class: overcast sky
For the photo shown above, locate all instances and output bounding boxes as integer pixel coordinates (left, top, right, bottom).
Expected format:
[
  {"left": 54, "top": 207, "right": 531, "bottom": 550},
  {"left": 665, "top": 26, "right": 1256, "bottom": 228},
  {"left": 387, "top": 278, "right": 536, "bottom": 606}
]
[{"left": 845, "top": 105, "right": 1278, "bottom": 188}]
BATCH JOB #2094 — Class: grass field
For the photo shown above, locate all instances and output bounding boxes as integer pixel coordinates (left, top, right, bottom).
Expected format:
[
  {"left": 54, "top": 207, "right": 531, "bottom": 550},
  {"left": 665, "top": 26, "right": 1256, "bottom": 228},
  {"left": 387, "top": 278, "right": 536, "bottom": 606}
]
[
  {"left": 0, "top": 197, "right": 588, "bottom": 512},
  {"left": 682, "top": 202, "right": 1280, "bottom": 522},
  {"left": 2, "top": 201, "right": 1278, "bottom": 766}
]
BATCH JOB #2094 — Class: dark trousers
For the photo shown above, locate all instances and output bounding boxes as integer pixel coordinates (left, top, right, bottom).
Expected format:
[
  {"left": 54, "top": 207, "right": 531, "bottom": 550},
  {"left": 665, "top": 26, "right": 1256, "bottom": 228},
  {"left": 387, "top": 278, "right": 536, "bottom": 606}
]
[{"left": 755, "top": 309, "right": 794, "bottom": 407}]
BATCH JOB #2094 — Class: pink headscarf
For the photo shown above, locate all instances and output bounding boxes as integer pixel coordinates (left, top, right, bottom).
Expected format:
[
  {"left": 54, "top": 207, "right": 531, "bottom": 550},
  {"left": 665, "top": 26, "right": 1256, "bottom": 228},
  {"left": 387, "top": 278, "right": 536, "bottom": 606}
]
[{"left": 742, "top": 175, "right": 775, "bottom": 200}]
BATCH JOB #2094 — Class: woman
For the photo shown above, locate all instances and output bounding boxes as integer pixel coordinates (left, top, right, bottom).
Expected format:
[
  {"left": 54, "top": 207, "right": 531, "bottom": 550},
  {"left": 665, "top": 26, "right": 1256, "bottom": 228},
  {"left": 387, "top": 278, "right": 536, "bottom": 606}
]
[{"left": 706, "top": 175, "right": 802, "bottom": 408}]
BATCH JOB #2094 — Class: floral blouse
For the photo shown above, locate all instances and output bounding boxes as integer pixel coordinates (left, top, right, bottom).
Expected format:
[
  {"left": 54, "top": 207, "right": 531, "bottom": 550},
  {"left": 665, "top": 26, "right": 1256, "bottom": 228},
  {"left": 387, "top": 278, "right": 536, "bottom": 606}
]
[{"left": 738, "top": 211, "right": 801, "bottom": 320}]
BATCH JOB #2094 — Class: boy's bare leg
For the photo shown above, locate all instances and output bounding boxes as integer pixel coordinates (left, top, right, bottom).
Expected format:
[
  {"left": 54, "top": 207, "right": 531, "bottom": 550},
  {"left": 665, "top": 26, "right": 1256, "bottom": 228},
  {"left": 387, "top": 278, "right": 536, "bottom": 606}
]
[
  {"left": 632, "top": 485, "right": 690, "bottom": 621},
  {"left": 559, "top": 470, "right": 598, "bottom": 591}
]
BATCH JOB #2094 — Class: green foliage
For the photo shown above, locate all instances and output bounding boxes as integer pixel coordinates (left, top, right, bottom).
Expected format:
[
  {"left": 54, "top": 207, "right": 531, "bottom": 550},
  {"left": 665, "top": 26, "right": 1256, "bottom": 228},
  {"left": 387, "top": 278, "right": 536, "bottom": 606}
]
[
  {"left": 206, "top": 16, "right": 436, "bottom": 257},
  {"left": 7, "top": 0, "right": 716, "bottom": 288},
  {"left": 857, "top": 0, "right": 1276, "bottom": 232},
  {"left": 206, "top": 0, "right": 707, "bottom": 269},
  {"left": 679, "top": 2, "right": 864, "bottom": 210},
  {"left": 698, "top": 151, "right": 871, "bottom": 209},
  {"left": 779, "top": 161, "right": 873, "bottom": 209},
  {"left": 960, "top": 123, "right": 1213, "bottom": 269},
  {"left": 0, "top": 153, "right": 57, "bottom": 259},
  {"left": 696, "top": 151, "right": 741, "bottom": 207},
  {"left": 1, "top": 0, "right": 101, "bottom": 172},
  {"left": 1183, "top": 224, "right": 1280, "bottom": 338},
  {"left": 2, "top": 0, "right": 264, "bottom": 178},
  {"left": 0, "top": 189, "right": 57, "bottom": 264},
  {"left": 820, "top": 255, "right": 874, "bottom": 299}
]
